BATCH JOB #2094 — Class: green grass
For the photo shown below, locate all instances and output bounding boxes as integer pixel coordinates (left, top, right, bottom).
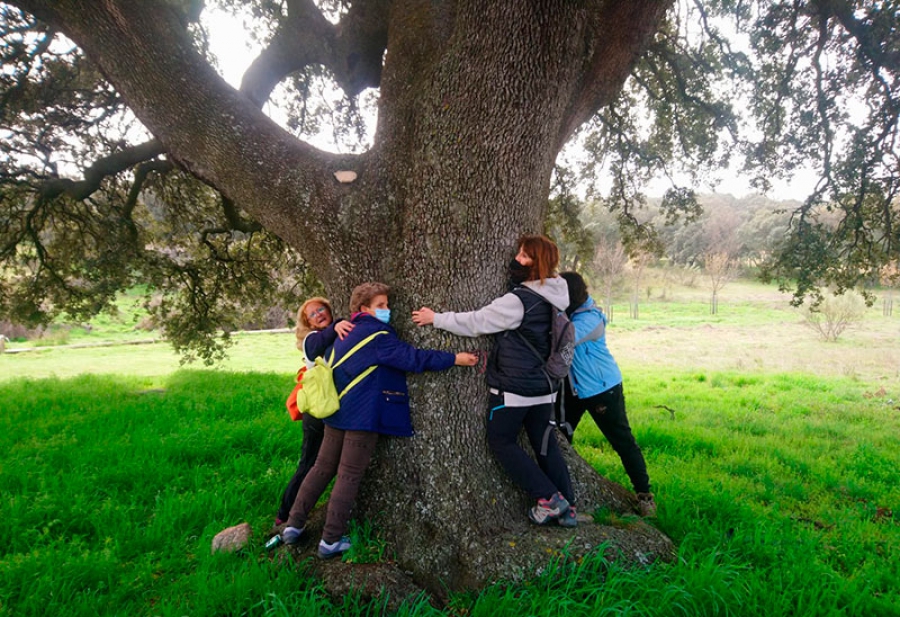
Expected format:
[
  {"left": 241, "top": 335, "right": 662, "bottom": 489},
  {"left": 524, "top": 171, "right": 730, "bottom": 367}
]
[
  {"left": 2, "top": 277, "right": 898, "bottom": 615},
  {"left": 0, "top": 331, "right": 300, "bottom": 381},
  {"left": 583, "top": 370, "right": 900, "bottom": 606},
  {"left": 602, "top": 297, "right": 795, "bottom": 331},
  {"left": 1, "top": 369, "right": 898, "bottom": 616},
  {"left": 0, "top": 372, "right": 321, "bottom": 616}
]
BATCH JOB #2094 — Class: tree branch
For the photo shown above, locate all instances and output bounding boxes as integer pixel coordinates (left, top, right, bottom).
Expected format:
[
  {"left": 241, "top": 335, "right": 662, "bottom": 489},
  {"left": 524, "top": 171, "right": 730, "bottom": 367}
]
[
  {"left": 39, "top": 140, "right": 165, "bottom": 200},
  {"left": 558, "top": 0, "right": 674, "bottom": 149},
  {"left": 9, "top": 0, "right": 355, "bottom": 282},
  {"left": 331, "top": 0, "right": 391, "bottom": 95},
  {"left": 0, "top": 14, "right": 54, "bottom": 111},
  {"left": 815, "top": 0, "right": 900, "bottom": 76},
  {"left": 811, "top": 12, "right": 835, "bottom": 183},
  {"left": 239, "top": 0, "right": 391, "bottom": 106},
  {"left": 239, "top": 0, "right": 335, "bottom": 106},
  {"left": 124, "top": 158, "right": 174, "bottom": 217},
  {"left": 219, "top": 195, "right": 262, "bottom": 234}
]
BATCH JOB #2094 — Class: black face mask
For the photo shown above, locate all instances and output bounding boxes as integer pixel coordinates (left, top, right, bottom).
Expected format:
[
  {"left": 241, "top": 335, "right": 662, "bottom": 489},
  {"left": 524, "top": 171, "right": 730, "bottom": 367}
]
[{"left": 507, "top": 258, "right": 531, "bottom": 285}]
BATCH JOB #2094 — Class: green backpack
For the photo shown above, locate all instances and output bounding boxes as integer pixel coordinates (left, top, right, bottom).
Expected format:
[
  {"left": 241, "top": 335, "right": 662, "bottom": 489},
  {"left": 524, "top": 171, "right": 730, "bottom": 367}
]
[{"left": 297, "top": 331, "right": 387, "bottom": 419}]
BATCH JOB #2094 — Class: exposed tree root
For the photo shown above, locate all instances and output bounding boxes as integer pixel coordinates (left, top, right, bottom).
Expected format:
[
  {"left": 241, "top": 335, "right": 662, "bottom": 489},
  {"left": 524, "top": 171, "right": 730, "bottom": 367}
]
[{"left": 267, "top": 507, "right": 674, "bottom": 608}]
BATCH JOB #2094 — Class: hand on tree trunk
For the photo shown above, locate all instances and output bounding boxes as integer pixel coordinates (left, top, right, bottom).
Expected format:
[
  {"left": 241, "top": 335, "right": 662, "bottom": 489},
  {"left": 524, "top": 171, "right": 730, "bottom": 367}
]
[
  {"left": 454, "top": 352, "right": 478, "bottom": 366},
  {"left": 411, "top": 307, "right": 435, "bottom": 326}
]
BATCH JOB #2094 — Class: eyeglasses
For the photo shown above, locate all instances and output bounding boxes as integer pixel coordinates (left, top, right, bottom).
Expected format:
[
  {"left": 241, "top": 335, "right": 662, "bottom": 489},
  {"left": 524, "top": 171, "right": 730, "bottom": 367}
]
[{"left": 306, "top": 306, "right": 328, "bottom": 320}]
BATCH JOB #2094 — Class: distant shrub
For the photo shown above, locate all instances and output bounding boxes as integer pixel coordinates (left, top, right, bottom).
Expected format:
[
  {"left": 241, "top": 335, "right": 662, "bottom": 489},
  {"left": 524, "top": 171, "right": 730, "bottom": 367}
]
[
  {"left": 0, "top": 321, "right": 44, "bottom": 342},
  {"left": 801, "top": 290, "right": 866, "bottom": 342},
  {"left": 32, "top": 326, "right": 71, "bottom": 347},
  {"left": 240, "top": 305, "right": 292, "bottom": 331},
  {"left": 678, "top": 263, "right": 701, "bottom": 287}
]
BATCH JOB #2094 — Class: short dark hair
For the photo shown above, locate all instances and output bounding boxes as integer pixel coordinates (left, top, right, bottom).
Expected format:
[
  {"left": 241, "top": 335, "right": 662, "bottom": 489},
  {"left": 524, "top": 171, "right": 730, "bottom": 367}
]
[
  {"left": 349, "top": 282, "right": 391, "bottom": 313},
  {"left": 560, "top": 271, "right": 589, "bottom": 316}
]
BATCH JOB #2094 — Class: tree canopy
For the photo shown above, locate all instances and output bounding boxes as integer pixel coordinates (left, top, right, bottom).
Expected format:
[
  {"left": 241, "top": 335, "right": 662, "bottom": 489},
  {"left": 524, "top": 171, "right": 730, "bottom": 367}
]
[{"left": 2, "top": 1, "right": 898, "bottom": 346}]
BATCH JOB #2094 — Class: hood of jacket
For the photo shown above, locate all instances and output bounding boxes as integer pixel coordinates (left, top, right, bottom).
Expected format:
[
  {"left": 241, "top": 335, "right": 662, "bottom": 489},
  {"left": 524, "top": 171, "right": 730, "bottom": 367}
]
[{"left": 520, "top": 276, "right": 570, "bottom": 311}]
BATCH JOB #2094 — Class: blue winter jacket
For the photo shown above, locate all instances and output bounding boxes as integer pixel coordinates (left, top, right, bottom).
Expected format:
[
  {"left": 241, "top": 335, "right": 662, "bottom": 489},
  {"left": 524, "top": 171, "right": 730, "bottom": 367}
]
[
  {"left": 321, "top": 314, "right": 456, "bottom": 436},
  {"left": 568, "top": 297, "right": 623, "bottom": 399}
]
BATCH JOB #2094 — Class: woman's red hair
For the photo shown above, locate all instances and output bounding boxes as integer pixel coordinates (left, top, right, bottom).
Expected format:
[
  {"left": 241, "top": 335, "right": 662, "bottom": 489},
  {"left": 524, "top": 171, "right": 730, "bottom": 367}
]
[{"left": 518, "top": 234, "right": 559, "bottom": 283}]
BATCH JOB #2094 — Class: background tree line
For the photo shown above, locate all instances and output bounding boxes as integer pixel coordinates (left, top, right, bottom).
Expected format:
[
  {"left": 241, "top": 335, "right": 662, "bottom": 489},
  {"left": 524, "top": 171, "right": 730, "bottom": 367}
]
[{"left": 550, "top": 188, "right": 899, "bottom": 318}]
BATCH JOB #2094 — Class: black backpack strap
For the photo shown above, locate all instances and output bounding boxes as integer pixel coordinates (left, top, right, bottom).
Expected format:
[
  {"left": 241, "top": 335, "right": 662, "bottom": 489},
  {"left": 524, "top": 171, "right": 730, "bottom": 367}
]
[
  {"left": 538, "top": 395, "right": 573, "bottom": 456},
  {"left": 512, "top": 287, "right": 573, "bottom": 452},
  {"left": 514, "top": 285, "right": 546, "bottom": 306},
  {"left": 557, "top": 390, "right": 572, "bottom": 436}
]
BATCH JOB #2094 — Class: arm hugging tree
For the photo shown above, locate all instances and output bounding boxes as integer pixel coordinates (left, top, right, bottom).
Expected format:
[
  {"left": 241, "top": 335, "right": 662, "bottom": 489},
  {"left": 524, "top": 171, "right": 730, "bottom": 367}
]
[{"left": 2, "top": 0, "right": 898, "bottom": 594}]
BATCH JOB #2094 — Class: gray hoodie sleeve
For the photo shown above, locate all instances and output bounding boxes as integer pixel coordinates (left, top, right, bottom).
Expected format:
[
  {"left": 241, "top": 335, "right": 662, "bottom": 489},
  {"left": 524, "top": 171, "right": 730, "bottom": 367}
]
[{"left": 432, "top": 292, "right": 525, "bottom": 338}]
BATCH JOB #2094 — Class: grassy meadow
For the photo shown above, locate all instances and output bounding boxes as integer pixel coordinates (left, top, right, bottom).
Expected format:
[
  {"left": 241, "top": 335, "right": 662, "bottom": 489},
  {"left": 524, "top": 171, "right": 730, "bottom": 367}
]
[{"left": 1, "top": 277, "right": 899, "bottom": 616}]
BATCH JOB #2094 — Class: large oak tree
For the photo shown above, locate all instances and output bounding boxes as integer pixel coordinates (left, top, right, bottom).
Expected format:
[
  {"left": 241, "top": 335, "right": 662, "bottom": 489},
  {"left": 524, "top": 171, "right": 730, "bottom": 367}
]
[{"left": 2, "top": 0, "right": 898, "bottom": 594}]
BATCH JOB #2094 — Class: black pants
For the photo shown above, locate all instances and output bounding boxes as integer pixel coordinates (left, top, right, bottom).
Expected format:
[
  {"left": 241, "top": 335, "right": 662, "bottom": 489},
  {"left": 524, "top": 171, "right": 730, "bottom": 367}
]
[
  {"left": 277, "top": 414, "right": 325, "bottom": 522},
  {"left": 560, "top": 382, "right": 651, "bottom": 495},
  {"left": 487, "top": 393, "right": 574, "bottom": 503}
]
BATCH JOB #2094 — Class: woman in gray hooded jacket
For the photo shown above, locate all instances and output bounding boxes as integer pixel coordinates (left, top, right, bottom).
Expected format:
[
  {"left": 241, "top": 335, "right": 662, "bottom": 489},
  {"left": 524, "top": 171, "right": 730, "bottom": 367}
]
[{"left": 413, "top": 234, "right": 576, "bottom": 527}]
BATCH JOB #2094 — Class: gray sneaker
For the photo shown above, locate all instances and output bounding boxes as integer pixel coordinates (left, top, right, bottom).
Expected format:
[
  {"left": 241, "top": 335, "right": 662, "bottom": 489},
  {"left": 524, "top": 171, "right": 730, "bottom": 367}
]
[
  {"left": 637, "top": 493, "right": 657, "bottom": 518},
  {"left": 528, "top": 492, "right": 570, "bottom": 525},
  {"left": 282, "top": 526, "right": 304, "bottom": 545},
  {"left": 557, "top": 505, "right": 578, "bottom": 528},
  {"left": 318, "top": 536, "right": 351, "bottom": 559}
]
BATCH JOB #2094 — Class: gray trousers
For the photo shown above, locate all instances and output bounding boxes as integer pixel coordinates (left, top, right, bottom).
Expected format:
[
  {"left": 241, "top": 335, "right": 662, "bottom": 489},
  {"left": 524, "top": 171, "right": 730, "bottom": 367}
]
[{"left": 286, "top": 426, "right": 378, "bottom": 543}]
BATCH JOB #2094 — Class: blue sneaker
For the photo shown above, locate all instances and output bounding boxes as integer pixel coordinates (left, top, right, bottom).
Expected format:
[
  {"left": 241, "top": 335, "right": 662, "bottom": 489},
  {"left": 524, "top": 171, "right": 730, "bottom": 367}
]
[
  {"left": 282, "top": 526, "right": 304, "bottom": 545},
  {"left": 528, "top": 492, "right": 570, "bottom": 525},
  {"left": 318, "top": 536, "right": 351, "bottom": 559}
]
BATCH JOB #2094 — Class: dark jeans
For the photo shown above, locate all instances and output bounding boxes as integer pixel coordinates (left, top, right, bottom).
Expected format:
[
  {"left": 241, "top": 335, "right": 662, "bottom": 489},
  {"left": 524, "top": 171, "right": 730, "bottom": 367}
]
[
  {"left": 286, "top": 426, "right": 378, "bottom": 543},
  {"left": 277, "top": 414, "right": 325, "bottom": 522},
  {"left": 561, "top": 381, "right": 651, "bottom": 494},
  {"left": 487, "top": 393, "right": 574, "bottom": 503}
]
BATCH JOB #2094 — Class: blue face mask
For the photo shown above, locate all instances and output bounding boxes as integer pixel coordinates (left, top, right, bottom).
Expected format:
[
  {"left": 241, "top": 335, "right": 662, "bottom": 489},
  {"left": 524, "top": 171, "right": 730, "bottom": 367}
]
[{"left": 374, "top": 308, "right": 391, "bottom": 324}]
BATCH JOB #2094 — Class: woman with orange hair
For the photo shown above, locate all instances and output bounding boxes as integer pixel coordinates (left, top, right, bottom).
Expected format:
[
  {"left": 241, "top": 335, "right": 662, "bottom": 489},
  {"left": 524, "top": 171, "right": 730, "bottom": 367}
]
[{"left": 275, "top": 296, "right": 353, "bottom": 526}]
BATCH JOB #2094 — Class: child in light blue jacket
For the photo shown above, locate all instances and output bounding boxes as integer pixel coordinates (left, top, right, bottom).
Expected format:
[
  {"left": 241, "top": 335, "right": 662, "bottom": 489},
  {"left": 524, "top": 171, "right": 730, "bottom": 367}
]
[{"left": 560, "top": 271, "right": 656, "bottom": 518}]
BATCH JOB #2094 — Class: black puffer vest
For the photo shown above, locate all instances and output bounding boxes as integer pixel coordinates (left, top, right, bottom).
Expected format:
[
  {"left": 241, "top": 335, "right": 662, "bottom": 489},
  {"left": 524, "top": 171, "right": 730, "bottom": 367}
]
[{"left": 486, "top": 287, "right": 553, "bottom": 397}]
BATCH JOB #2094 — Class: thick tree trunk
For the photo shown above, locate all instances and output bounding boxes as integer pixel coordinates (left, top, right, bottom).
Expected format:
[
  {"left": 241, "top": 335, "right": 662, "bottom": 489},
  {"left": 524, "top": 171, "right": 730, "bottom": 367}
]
[
  {"left": 340, "top": 1, "right": 674, "bottom": 592},
  {"left": 13, "top": 0, "right": 676, "bottom": 595}
]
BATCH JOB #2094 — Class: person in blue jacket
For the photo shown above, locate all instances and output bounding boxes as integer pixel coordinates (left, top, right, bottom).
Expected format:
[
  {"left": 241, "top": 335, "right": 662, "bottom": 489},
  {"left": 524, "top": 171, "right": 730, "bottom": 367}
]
[
  {"left": 275, "top": 297, "right": 354, "bottom": 526},
  {"left": 283, "top": 282, "right": 477, "bottom": 558},
  {"left": 559, "top": 271, "right": 656, "bottom": 518}
]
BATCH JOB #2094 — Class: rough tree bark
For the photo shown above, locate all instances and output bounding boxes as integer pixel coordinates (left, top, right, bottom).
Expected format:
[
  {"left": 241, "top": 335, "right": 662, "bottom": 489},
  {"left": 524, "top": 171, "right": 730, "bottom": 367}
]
[{"left": 12, "top": 0, "right": 676, "bottom": 595}]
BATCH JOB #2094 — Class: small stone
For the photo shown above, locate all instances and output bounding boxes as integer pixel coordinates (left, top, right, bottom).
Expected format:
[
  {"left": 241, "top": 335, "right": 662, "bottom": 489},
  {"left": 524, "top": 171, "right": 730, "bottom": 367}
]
[{"left": 212, "top": 522, "right": 252, "bottom": 553}]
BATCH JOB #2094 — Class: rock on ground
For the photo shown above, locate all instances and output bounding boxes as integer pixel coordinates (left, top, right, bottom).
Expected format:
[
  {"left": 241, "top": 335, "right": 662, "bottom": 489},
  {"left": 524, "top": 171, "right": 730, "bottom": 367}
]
[{"left": 212, "top": 522, "right": 252, "bottom": 553}]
